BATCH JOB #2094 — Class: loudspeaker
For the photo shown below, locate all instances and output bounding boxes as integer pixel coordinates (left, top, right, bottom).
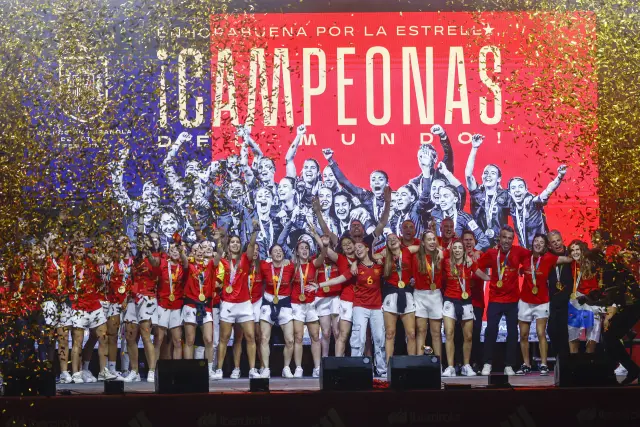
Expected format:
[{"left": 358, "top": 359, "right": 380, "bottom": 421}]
[
  {"left": 250, "top": 378, "right": 269, "bottom": 392},
  {"left": 155, "top": 359, "right": 209, "bottom": 394},
  {"left": 555, "top": 353, "right": 617, "bottom": 387},
  {"left": 388, "top": 356, "right": 441, "bottom": 390},
  {"left": 320, "top": 357, "right": 373, "bottom": 391},
  {"left": 104, "top": 379, "right": 125, "bottom": 394},
  {"left": 488, "top": 373, "right": 510, "bottom": 388},
  {"left": 2, "top": 365, "right": 56, "bottom": 396}
]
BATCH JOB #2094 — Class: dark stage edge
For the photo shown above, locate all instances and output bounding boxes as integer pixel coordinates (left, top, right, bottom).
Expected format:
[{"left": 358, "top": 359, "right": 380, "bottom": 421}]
[{"left": 1, "top": 376, "right": 639, "bottom": 427}]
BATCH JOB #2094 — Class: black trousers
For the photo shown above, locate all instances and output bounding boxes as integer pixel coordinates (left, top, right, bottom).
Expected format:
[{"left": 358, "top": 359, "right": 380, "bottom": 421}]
[
  {"left": 603, "top": 305, "right": 640, "bottom": 374},
  {"left": 547, "top": 300, "right": 570, "bottom": 362},
  {"left": 483, "top": 302, "right": 519, "bottom": 367}
]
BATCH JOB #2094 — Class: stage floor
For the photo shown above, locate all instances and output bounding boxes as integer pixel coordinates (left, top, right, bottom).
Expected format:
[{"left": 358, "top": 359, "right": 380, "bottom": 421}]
[{"left": 55, "top": 374, "right": 632, "bottom": 394}]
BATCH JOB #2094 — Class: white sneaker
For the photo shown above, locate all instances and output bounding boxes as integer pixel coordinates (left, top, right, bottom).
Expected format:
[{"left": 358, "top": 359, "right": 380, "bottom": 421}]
[
  {"left": 110, "top": 370, "right": 126, "bottom": 381},
  {"left": 147, "top": 370, "right": 155, "bottom": 383},
  {"left": 249, "top": 368, "right": 261, "bottom": 379},
  {"left": 98, "top": 368, "right": 117, "bottom": 381},
  {"left": 122, "top": 371, "right": 141, "bottom": 382},
  {"left": 282, "top": 366, "right": 294, "bottom": 378},
  {"left": 210, "top": 369, "right": 223, "bottom": 381},
  {"left": 261, "top": 368, "right": 271, "bottom": 379},
  {"left": 461, "top": 364, "right": 477, "bottom": 377},
  {"left": 71, "top": 372, "right": 84, "bottom": 384},
  {"left": 312, "top": 367, "right": 320, "bottom": 378},
  {"left": 615, "top": 364, "right": 629, "bottom": 376},
  {"left": 82, "top": 370, "right": 97, "bottom": 383},
  {"left": 504, "top": 366, "right": 516, "bottom": 376},
  {"left": 293, "top": 366, "right": 303, "bottom": 378},
  {"left": 230, "top": 368, "right": 241, "bottom": 379},
  {"left": 442, "top": 366, "right": 456, "bottom": 377},
  {"left": 481, "top": 364, "right": 492, "bottom": 376},
  {"left": 59, "top": 371, "right": 73, "bottom": 384}
]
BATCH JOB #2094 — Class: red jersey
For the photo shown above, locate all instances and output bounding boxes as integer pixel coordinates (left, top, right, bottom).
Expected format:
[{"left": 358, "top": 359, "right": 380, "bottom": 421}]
[
  {"left": 132, "top": 255, "right": 158, "bottom": 300},
  {"left": 520, "top": 251, "right": 558, "bottom": 305},
  {"left": 43, "top": 256, "right": 71, "bottom": 297},
  {"left": 248, "top": 259, "right": 263, "bottom": 304},
  {"left": 438, "top": 237, "right": 454, "bottom": 251},
  {"left": 401, "top": 238, "right": 421, "bottom": 248},
  {"left": 69, "top": 258, "right": 102, "bottom": 312},
  {"left": 477, "top": 246, "right": 529, "bottom": 304},
  {"left": 382, "top": 247, "right": 413, "bottom": 288},
  {"left": 184, "top": 259, "right": 215, "bottom": 311},
  {"left": 290, "top": 262, "right": 318, "bottom": 304},
  {"left": 259, "top": 261, "right": 294, "bottom": 298},
  {"left": 156, "top": 257, "right": 185, "bottom": 310},
  {"left": 104, "top": 259, "right": 134, "bottom": 305},
  {"left": 412, "top": 253, "right": 443, "bottom": 291},
  {"left": 336, "top": 254, "right": 357, "bottom": 302},
  {"left": 442, "top": 258, "right": 478, "bottom": 301},
  {"left": 212, "top": 259, "right": 230, "bottom": 306},
  {"left": 343, "top": 263, "right": 383, "bottom": 309},
  {"left": 314, "top": 258, "right": 342, "bottom": 298},
  {"left": 468, "top": 250, "right": 486, "bottom": 309},
  {"left": 222, "top": 254, "right": 252, "bottom": 304},
  {"left": 572, "top": 261, "right": 599, "bottom": 295}
]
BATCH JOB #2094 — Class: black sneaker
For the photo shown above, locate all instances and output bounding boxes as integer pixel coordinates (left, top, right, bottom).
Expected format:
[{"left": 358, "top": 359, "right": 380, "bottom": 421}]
[
  {"left": 539, "top": 365, "right": 549, "bottom": 376},
  {"left": 515, "top": 364, "right": 531, "bottom": 375}
]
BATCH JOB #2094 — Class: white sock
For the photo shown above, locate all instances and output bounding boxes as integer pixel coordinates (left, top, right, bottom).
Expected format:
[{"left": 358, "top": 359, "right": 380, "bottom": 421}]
[
  {"left": 208, "top": 362, "right": 214, "bottom": 372},
  {"left": 82, "top": 361, "right": 90, "bottom": 371},
  {"left": 108, "top": 361, "right": 116, "bottom": 372}
]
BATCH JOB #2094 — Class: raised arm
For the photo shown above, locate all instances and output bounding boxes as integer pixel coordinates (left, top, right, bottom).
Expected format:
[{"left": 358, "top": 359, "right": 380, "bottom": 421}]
[
  {"left": 464, "top": 134, "right": 485, "bottom": 192},
  {"left": 310, "top": 225, "right": 328, "bottom": 268},
  {"left": 323, "top": 148, "right": 368, "bottom": 199},
  {"left": 431, "top": 124, "right": 454, "bottom": 173},
  {"left": 246, "top": 219, "right": 259, "bottom": 260},
  {"left": 313, "top": 197, "right": 338, "bottom": 246},
  {"left": 285, "top": 125, "right": 306, "bottom": 178},
  {"left": 539, "top": 165, "right": 567, "bottom": 203},
  {"left": 474, "top": 268, "right": 491, "bottom": 281},
  {"left": 372, "top": 186, "right": 392, "bottom": 238},
  {"left": 187, "top": 206, "right": 207, "bottom": 242}
]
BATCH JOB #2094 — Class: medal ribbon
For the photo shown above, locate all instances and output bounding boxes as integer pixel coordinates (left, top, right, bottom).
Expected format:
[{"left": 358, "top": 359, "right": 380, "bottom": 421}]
[
  {"left": 249, "top": 265, "right": 256, "bottom": 294},
  {"left": 455, "top": 262, "right": 466, "bottom": 295},
  {"left": 197, "top": 263, "right": 205, "bottom": 296},
  {"left": 52, "top": 257, "right": 62, "bottom": 290},
  {"left": 120, "top": 260, "right": 130, "bottom": 289},
  {"left": 497, "top": 249, "right": 510, "bottom": 282},
  {"left": 530, "top": 255, "right": 541, "bottom": 286},
  {"left": 573, "top": 263, "right": 582, "bottom": 295},
  {"left": 299, "top": 263, "right": 310, "bottom": 297},
  {"left": 168, "top": 260, "right": 174, "bottom": 296},
  {"left": 271, "top": 264, "right": 284, "bottom": 297},
  {"left": 73, "top": 264, "right": 84, "bottom": 291},
  {"left": 396, "top": 251, "right": 403, "bottom": 284},
  {"left": 229, "top": 259, "right": 237, "bottom": 286},
  {"left": 426, "top": 255, "right": 435, "bottom": 283}
]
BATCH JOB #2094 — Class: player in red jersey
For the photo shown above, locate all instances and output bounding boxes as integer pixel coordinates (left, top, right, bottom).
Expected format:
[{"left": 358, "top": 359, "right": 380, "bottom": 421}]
[
  {"left": 567, "top": 239, "right": 602, "bottom": 354},
  {"left": 441, "top": 240, "right": 490, "bottom": 377},
  {"left": 211, "top": 224, "right": 261, "bottom": 380},
  {"left": 328, "top": 236, "right": 358, "bottom": 357},
  {"left": 258, "top": 244, "right": 295, "bottom": 378},
  {"left": 476, "top": 225, "right": 530, "bottom": 376},
  {"left": 41, "top": 235, "right": 74, "bottom": 383},
  {"left": 290, "top": 233, "right": 327, "bottom": 378},
  {"left": 378, "top": 234, "right": 420, "bottom": 361},
  {"left": 413, "top": 230, "right": 444, "bottom": 360},
  {"left": 462, "top": 230, "right": 485, "bottom": 372},
  {"left": 318, "top": 241, "right": 387, "bottom": 376},
  {"left": 400, "top": 220, "right": 421, "bottom": 248},
  {"left": 68, "top": 241, "right": 114, "bottom": 383},
  {"left": 515, "top": 234, "right": 572, "bottom": 376}
]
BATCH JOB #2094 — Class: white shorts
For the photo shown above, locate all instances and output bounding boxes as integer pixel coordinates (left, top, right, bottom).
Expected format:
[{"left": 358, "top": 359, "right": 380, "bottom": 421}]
[
  {"left": 414, "top": 289, "right": 443, "bottom": 320},
  {"left": 71, "top": 308, "right": 107, "bottom": 330},
  {"left": 181, "top": 305, "right": 213, "bottom": 325},
  {"left": 123, "top": 295, "right": 158, "bottom": 325},
  {"left": 220, "top": 300, "right": 254, "bottom": 324},
  {"left": 157, "top": 306, "right": 183, "bottom": 329},
  {"left": 252, "top": 300, "right": 262, "bottom": 323},
  {"left": 292, "top": 302, "right": 320, "bottom": 323},
  {"left": 213, "top": 306, "right": 220, "bottom": 347},
  {"left": 100, "top": 301, "right": 123, "bottom": 319},
  {"left": 442, "top": 300, "right": 474, "bottom": 321},
  {"left": 315, "top": 295, "right": 340, "bottom": 317},
  {"left": 259, "top": 293, "right": 293, "bottom": 326},
  {"left": 518, "top": 300, "right": 550, "bottom": 322},
  {"left": 382, "top": 293, "right": 416, "bottom": 315},
  {"left": 339, "top": 299, "right": 354, "bottom": 323},
  {"left": 42, "top": 300, "right": 73, "bottom": 328}
]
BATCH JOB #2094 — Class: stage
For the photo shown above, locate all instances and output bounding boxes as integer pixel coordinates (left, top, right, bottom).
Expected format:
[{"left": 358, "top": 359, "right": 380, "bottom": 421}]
[{"left": 1, "top": 376, "right": 639, "bottom": 427}]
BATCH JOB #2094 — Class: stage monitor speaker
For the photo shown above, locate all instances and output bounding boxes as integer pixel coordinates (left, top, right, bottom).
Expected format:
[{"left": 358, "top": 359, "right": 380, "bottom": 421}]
[
  {"left": 320, "top": 357, "right": 373, "bottom": 391},
  {"left": 388, "top": 355, "right": 441, "bottom": 390},
  {"left": 488, "top": 373, "right": 511, "bottom": 388},
  {"left": 2, "top": 365, "right": 55, "bottom": 397},
  {"left": 555, "top": 353, "right": 617, "bottom": 387},
  {"left": 104, "top": 379, "right": 125, "bottom": 394},
  {"left": 250, "top": 378, "right": 269, "bottom": 392},
  {"left": 155, "top": 359, "right": 209, "bottom": 394}
]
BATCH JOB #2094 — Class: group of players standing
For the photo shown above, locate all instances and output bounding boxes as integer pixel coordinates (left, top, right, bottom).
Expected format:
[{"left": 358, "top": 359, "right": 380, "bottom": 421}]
[{"left": 1, "top": 124, "right": 639, "bottom": 385}]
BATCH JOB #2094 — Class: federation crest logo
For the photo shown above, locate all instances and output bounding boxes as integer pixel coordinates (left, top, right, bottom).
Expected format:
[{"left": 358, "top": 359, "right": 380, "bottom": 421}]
[{"left": 57, "top": 54, "right": 109, "bottom": 123}]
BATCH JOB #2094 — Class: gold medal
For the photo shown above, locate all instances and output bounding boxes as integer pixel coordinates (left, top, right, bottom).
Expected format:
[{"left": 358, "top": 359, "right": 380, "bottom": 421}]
[
  {"left": 323, "top": 286, "right": 330, "bottom": 293},
  {"left": 299, "top": 294, "right": 306, "bottom": 302},
  {"left": 225, "top": 285, "right": 233, "bottom": 294},
  {"left": 556, "top": 281, "right": 563, "bottom": 290},
  {"left": 531, "top": 286, "right": 539, "bottom": 295},
  {"left": 398, "top": 281, "right": 406, "bottom": 289},
  {"left": 118, "top": 285, "right": 126, "bottom": 294},
  {"left": 272, "top": 275, "right": 279, "bottom": 284},
  {"left": 598, "top": 281, "right": 604, "bottom": 288},
  {"left": 430, "top": 283, "right": 436, "bottom": 291},
  {"left": 496, "top": 280, "right": 503, "bottom": 288},
  {"left": 273, "top": 296, "right": 279, "bottom": 304},
  {"left": 169, "top": 293, "right": 175, "bottom": 302},
  {"left": 461, "top": 291, "right": 469, "bottom": 300},
  {"left": 570, "top": 292, "right": 577, "bottom": 300},
  {"left": 199, "top": 293, "right": 206, "bottom": 302}
]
